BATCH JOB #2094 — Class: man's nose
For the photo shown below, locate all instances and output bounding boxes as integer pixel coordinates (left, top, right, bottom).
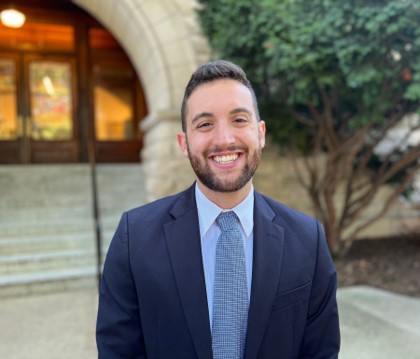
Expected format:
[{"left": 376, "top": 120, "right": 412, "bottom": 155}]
[{"left": 215, "top": 123, "right": 235, "bottom": 145}]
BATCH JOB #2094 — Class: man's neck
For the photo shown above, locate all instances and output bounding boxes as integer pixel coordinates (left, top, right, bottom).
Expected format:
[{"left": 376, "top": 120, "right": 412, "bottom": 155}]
[{"left": 196, "top": 180, "right": 253, "bottom": 210}]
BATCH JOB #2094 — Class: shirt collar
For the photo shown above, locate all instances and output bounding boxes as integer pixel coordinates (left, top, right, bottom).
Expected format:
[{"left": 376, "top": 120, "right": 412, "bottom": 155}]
[{"left": 195, "top": 183, "right": 254, "bottom": 238}]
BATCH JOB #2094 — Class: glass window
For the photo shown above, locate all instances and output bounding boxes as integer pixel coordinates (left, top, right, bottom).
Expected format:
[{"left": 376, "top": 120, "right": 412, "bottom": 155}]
[
  {"left": 0, "top": 59, "right": 17, "bottom": 140},
  {"left": 29, "top": 60, "right": 73, "bottom": 140},
  {"left": 93, "top": 64, "right": 135, "bottom": 141},
  {"left": 90, "top": 27, "right": 144, "bottom": 143}
]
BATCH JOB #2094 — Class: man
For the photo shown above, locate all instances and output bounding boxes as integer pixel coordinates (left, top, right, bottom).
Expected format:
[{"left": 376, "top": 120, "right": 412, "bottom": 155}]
[{"left": 96, "top": 60, "right": 340, "bottom": 358}]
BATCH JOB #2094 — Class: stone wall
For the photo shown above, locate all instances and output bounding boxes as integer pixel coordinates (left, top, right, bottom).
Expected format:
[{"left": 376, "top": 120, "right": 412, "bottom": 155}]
[{"left": 141, "top": 110, "right": 195, "bottom": 199}]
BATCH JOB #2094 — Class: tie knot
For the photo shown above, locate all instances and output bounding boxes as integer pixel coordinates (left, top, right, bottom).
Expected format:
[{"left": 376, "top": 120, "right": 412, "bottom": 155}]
[{"left": 216, "top": 211, "right": 240, "bottom": 231}]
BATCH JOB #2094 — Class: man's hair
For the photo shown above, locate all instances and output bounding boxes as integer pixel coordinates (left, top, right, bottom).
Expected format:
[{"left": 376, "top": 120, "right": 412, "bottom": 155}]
[{"left": 180, "top": 60, "right": 260, "bottom": 132}]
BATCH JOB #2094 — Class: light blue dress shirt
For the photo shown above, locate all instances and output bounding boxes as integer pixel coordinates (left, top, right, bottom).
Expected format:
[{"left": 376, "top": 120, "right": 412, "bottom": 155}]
[{"left": 195, "top": 183, "right": 254, "bottom": 330}]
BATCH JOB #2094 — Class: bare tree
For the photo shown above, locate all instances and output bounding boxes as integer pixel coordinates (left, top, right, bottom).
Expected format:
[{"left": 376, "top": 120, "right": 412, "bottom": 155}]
[{"left": 290, "top": 111, "right": 419, "bottom": 254}]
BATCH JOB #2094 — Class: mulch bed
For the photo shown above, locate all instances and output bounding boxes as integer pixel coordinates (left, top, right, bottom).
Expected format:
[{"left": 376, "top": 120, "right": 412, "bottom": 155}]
[{"left": 334, "top": 235, "right": 420, "bottom": 298}]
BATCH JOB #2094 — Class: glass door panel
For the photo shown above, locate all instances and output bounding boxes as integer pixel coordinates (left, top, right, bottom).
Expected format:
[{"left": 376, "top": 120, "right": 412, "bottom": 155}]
[
  {"left": 29, "top": 60, "right": 73, "bottom": 141},
  {"left": 95, "top": 84, "right": 134, "bottom": 141},
  {"left": 89, "top": 27, "right": 147, "bottom": 162},
  {"left": 93, "top": 64, "right": 135, "bottom": 141},
  {"left": 0, "top": 59, "right": 18, "bottom": 140}
]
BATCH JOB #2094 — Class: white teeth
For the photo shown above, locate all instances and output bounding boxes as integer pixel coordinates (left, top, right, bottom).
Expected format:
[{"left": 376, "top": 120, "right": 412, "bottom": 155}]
[{"left": 214, "top": 154, "right": 238, "bottom": 164}]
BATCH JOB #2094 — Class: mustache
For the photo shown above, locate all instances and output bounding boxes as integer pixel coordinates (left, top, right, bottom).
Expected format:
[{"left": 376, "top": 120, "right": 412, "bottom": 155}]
[{"left": 203, "top": 145, "right": 247, "bottom": 156}]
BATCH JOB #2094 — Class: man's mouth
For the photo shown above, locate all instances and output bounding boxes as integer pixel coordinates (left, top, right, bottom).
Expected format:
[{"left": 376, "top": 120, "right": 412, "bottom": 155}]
[{"left": 213, "top": 153, "right": 239, "bottom": 164}]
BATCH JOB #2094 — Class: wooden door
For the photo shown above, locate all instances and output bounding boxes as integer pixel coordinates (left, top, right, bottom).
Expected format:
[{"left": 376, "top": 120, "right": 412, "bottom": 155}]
[
  {"left": 0, "top": 55, "right": 21, "bottom": 163},
  {"left": 0, "top": 54, "right": 78, "bottom": 163}
]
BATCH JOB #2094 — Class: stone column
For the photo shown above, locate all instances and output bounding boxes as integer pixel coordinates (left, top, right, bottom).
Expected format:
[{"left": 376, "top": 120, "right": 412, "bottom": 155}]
[{"left": 141, "top": 109, "right": 194, "bottom": 202}]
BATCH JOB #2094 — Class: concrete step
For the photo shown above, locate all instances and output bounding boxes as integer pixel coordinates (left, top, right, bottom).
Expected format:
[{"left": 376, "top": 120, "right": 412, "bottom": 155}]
[
  {"left": 0, "top": 205, "right": 92, "bottom": 222},
  {"left": 0, "top": 165, "right": 92, "bottom": 207},
  {"left": 0, "top": 231, "right": 94, "bottom": 254},
  {"left": 0, "top": 250, "right": 97, "bottom": 275},
  {"left": 0, "top": 268, "right": 98, "bottom": 298},
  {"left": 0, "top": 213, "right": 123, "bottom": 239},
  {"left": 0, "top": 225, "right": 116, "bottom": 256},
  {"left": 0, "top": 217, "right": 95, "bottom": 237},
  {"left": 0, "top": 163, "right": 145, "bottom": 297}
]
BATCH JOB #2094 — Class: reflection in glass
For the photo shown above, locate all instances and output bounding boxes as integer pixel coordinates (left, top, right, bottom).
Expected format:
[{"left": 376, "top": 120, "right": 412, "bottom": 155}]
[
  {"left": 95, "top": 85, "right": 133, "bottom": 140},
  {"left": 0, "top": 59, "right": 17, "bottom": 140},
  {"left": 29, "top": 61, "right": 73, "bottom": 140},
  {"left": 94, "top": 65, "right": 135, "bottom": 141}
]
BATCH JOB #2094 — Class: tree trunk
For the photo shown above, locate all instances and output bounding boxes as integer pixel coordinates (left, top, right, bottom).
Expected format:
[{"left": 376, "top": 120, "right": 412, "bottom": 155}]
[{"left": 323, "top": 221, "right": 342, "bottom": 256}]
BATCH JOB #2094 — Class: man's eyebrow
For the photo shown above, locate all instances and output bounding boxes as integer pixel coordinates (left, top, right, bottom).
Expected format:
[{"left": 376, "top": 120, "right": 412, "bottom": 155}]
[
  {"left": 191, "top": 108, "right": 253, "bottom": 125},
  {"left": 230, "top": 107, "right": 252, "bottom": 116},
  {"left": 191, "top": 112, "right": 213, "bottom": 125}
]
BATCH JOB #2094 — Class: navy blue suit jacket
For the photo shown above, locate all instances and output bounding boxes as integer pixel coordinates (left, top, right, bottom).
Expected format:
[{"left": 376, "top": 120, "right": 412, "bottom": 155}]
[{"left": 96, "top": 185, "right": 340, "bottom": 358}]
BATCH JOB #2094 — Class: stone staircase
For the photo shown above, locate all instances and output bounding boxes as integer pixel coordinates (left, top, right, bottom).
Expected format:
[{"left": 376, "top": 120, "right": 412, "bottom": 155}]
[{"left": 0, "top": 164, "right": 146, "bottom": 298}]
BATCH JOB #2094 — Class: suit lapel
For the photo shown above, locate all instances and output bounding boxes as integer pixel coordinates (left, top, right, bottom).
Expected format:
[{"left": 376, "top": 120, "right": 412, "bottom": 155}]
[
  {"left": 164, "top": 186, "right": 213, "bottom": 359},
  {"left": 245, "top": 193, "right": 285, "bottom": 359}
]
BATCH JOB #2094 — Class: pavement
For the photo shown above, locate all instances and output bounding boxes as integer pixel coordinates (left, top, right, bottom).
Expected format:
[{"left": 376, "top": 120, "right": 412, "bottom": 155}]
[
  {"left": 0, "top": 285, "right": 419, "bottom": 359},
  {"left": 338, "top": 286, "right": 420, "bottom": 359}
]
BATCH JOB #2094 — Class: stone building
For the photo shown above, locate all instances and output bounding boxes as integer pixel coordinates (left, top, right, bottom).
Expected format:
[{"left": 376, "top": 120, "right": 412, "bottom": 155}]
[{"left": 0, "top": 0, "right": 209, "bottom": 199}]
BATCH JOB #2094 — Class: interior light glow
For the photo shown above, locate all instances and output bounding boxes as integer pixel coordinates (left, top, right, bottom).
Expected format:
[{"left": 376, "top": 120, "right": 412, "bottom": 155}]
[
  {"left": 42, "top": 76, "right": 55, "bottom": 96},
  {"left": 0, "top": 9, "right": 26, "bottom": 28}
]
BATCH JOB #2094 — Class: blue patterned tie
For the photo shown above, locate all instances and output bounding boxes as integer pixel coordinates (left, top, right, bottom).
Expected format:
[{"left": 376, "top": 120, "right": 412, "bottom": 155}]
[{"left": 212, "top": 211, "right": 249, "bottom": 359}]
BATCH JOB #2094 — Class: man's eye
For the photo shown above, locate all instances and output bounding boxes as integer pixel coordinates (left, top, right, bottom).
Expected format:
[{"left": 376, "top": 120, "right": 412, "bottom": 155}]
[
  {"left": 197, "top": 122, "right": 211, "bottom": 129},
  {"left": 234, "top": 118, "right": 247, "bottom": 123}
]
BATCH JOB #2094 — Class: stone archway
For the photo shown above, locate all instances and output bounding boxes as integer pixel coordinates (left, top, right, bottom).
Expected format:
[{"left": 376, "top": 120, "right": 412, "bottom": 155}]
[{"left": 73, "top": 0, "right": 210, "bottom": 200}]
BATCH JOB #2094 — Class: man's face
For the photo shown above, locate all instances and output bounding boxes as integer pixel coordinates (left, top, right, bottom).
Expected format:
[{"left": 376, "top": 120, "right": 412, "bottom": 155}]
[{"left": 178, "top": 79, "right": 266, "bottom": 194}]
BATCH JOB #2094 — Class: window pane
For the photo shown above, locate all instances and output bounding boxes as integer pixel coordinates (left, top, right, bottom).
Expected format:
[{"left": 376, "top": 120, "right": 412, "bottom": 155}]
[
  {"left": 0, "top": 59, "right": 17, "bottom": 140},
  {"left": 29, "top": 60, "right": 73, "bottom": 140},
  {"left": 94, "top": 64, "right": 135, "bottom": 141},
  {"left": 94, "top": 84, "right": 134, "bottom": 141}
]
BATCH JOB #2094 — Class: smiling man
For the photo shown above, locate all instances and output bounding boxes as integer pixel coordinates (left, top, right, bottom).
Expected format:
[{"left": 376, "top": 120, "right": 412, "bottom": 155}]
[
  {"left": 96, "top": 60, "right": 340, "bottom": 359},
  {"left": 178, "top": 76, "right": 265, "bottom": 207}
]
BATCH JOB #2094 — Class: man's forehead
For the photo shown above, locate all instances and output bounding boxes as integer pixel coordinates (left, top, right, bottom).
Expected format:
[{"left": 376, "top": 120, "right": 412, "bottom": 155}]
[
  {"left": 190, "top": 78, "right": 250, "bottom": 94},
  {"left": 187, "top": 80, "right": 253, "bottom": 108}
]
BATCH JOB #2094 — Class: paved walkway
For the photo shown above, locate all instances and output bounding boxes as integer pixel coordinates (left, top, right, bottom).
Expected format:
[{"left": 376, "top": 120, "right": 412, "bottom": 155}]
[
  {"left": 0, "top": 286, "right": 419, "bottom": 358},
  {"left": 338, "top": 286, "right": 420, "bottom": 359}
]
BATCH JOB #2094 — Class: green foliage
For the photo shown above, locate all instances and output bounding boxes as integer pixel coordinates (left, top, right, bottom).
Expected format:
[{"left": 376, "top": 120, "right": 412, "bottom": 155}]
[{"left": 197, "top": 0, "right": 420, "bottom": 141}]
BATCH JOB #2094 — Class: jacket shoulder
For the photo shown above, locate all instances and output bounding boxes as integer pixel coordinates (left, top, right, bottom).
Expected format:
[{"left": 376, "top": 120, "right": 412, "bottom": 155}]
[
  {"left": 257, "top": 192, "right": 316, "bottom": 226},
  {"left": 124, "top": 185, "right": 195, "bottom": 224}
]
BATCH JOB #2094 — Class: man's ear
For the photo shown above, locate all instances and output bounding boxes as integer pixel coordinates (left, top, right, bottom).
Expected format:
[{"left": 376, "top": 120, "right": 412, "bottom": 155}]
[
  {"left": 259, "top": 120, "right": 266, "bottom": 148},
  {"left": 177, "top": 132, "right": 189, "bottom": 157}
]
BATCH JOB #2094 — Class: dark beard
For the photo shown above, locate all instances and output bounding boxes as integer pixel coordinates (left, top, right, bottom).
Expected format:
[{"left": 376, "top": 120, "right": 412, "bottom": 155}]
[{"left": 187, "top": 146, "right": 261, "bottom": 193}]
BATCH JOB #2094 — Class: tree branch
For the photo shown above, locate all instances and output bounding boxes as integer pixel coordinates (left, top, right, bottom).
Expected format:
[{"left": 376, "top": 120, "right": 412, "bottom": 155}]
[{"left": 343, "top": 163, "right": 420, "bottom": 247}]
